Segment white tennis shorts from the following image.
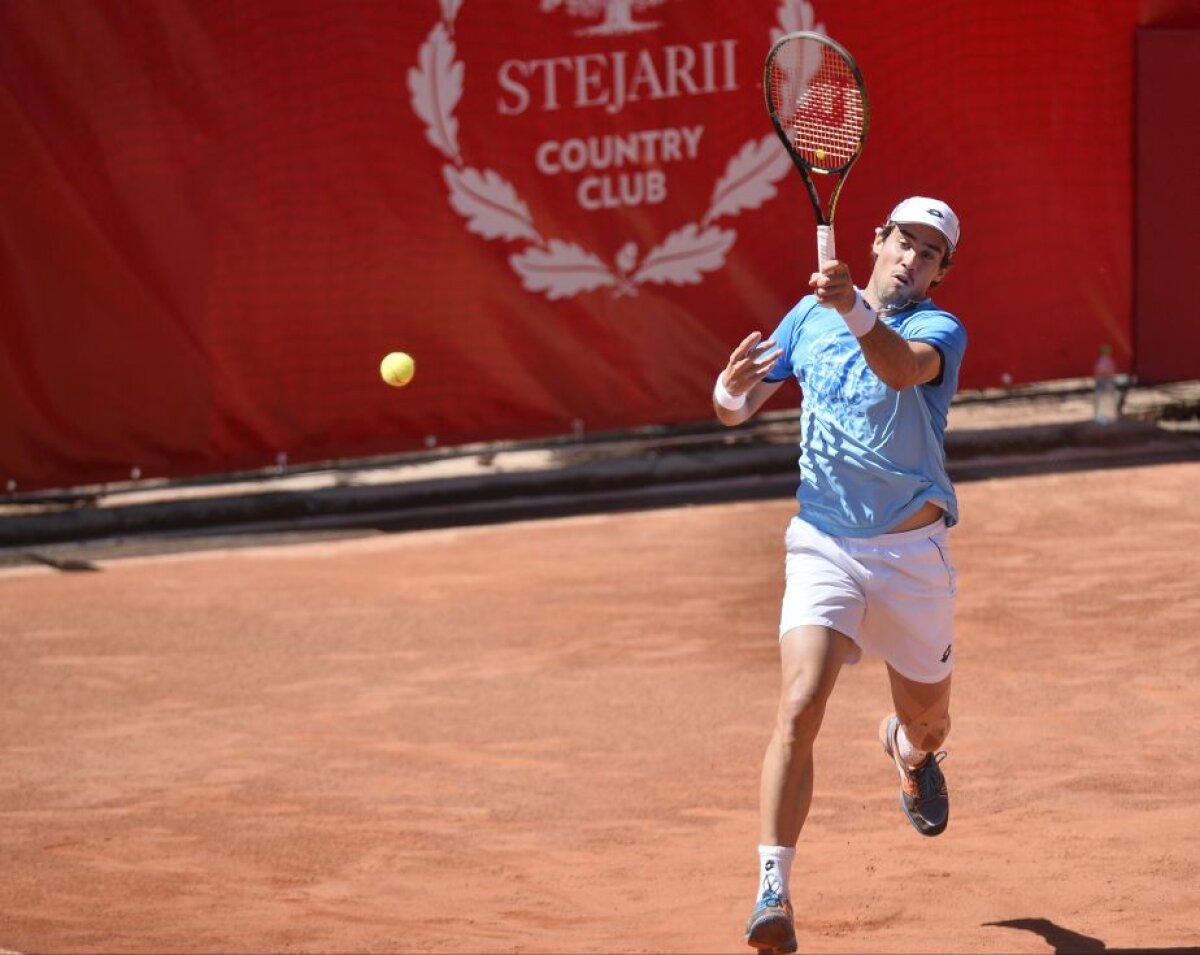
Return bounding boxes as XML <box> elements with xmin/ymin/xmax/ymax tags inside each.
<box><xmin>780</xmin><ymin>515</ymin><xmax>957</xmax><ymax>684</ymax></box>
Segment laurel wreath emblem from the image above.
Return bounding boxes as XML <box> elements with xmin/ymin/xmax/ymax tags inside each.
<box><xmin>409</xmin><ymin>0</ymin><xmax>823</xmax><ymax>300</ymax></box>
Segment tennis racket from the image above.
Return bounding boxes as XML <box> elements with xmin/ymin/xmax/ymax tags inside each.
<box><xmin>763</xmin><ymin>31</ymin><xmax>869</xmax><ymax>270</ymax></box>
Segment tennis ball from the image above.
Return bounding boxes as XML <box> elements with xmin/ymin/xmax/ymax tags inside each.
<box><xmin>814</xmin><ymin>148</ymin><xmax>827</xmax><ymax>160</ymax></box>
<box><xmin>380</xmin><ymin>351</ymin><xmax>415</xmax><ymax>387</ymax></box>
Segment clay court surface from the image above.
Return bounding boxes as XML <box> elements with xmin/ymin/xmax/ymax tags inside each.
<box><xmin>2</xmin><ymin>460</ymin><xmax>1198</xmax><ymax>954</ymax></box>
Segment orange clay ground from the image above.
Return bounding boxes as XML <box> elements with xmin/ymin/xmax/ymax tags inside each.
<box><xmin>1</xmin><ymin>460</ymin><xmax>1198</xmax><ymax>954</ymax></box>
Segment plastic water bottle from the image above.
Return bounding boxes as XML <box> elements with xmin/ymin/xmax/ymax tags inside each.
<box><xmin>1093</xmin><ymin>345</ymin><xmax>1118</xmax><ymax>424</ymax></box>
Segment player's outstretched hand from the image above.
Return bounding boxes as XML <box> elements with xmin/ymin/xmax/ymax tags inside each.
<box><xmin>721</xmin><ymin>332</ymin><xmax>782</xmax><ymax>396</ymax></box>
<box><xmin>810</xmin><ymin>260</ymin><xmax>858</xmax><ymax>315</ymax></box>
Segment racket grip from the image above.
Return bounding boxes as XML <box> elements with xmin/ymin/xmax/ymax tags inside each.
<box><xmin>817</xmin><ymin>224</ymin><xmax>836</xmax><ymax>269</ymax></box>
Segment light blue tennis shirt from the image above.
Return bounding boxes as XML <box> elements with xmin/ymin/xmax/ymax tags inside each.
<box><xmin>764</xmin><ymin>294</ymin><xmax>968</xmax><ymax>538</ymax></box>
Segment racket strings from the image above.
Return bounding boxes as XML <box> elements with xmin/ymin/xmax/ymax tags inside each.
<box><xmin>768</xmin><ymin>45</ymin><xmax>865</xmax><ymax>171</ymax></box>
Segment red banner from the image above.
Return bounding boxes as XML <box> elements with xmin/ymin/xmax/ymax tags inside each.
<box><xmin>0</xmin><ymin>1</ymin><xmax>1144</xmax><ymax>492</ymax></box>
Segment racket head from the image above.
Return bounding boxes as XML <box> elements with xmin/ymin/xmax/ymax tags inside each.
<box><xmin>764</xmin><ymin>31</ymin><xmax>869</xmax><ymax>176</ymax></box>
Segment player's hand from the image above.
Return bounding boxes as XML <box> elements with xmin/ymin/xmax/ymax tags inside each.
<box><xmin>810</xmin><ymin>260</ymin><xmax>857</xmax><ymax>315</ymax></box>
<box><xmin>721</xmin><ymin>332</ymin><xmax>782</xmax><ymax>396</ymax></box>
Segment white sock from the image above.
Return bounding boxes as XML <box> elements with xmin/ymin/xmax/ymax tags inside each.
<box><xmin>756</xmin><ymin>844</ymin><xmax>795</xmax><ymax>902</ymax></box>
<box><xmin>896</xmin><ymin>722</ymin><xmax>930</xmax><ymax>768</ymax></box>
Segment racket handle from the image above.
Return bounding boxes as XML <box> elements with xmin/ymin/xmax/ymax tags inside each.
<box><xmin>817</xmin><ymin>224</ymin><xmax>836</xmax><ymax>269</ymax></box>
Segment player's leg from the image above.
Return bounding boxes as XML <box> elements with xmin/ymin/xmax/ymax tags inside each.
<box><xmin>879</xmin><ymin>666</ymin><xmax>952</xmax><ymax>836</ymax></box>
<box><xmin>762</xmin><ymin>625</ymin><xmax>857</xmax><ymax>845</ymax></box>
<box><xmin>888</xmin><ymin>665</ymin><xmax>951</xmax><ymax>751</ymax></box>
<box><xmin>746</xmin><ymin>625</ymin><xmax>856</xmax><ymax>954</ymax></box>
<box><xmin>851</xmin><ymin>521</ymin><xmax>956</xmax><ymax>836</ymax></box>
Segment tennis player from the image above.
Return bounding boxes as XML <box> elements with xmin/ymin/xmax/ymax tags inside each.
<box><xmin>712</xmin><ymin>198</ymin><xmax>967</xmax><ymax>955</ymax></box>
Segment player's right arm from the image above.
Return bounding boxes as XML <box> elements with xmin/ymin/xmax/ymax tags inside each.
<box><xmin>713</xmin><ymin>331</ymin><xmax>785</xmax><ymax>427</ymax></box>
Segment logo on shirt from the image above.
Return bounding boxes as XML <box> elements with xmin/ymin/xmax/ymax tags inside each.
<box><xmin>803</xmin><ymin>330</ymin><xmax>885</xmax><ymax>423</ymax></box>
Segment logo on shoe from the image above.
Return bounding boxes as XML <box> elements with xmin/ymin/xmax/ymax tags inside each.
<box><xmin>940</xmin><ymin>644</ymin><xmax>952</xmax><ymax>663</ymax></box>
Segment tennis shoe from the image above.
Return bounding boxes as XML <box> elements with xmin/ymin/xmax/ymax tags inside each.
<box><xmin>879</xmin><ymin>714</ymin><xmax>949</xmax><ymax>837</ymax></box>
<box><xmin>744</xmin><ymin>892</ymin><xmax>797</xmax><ymax>955</ymax></box>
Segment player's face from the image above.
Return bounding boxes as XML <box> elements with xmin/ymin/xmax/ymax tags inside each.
<box><xmin>870</xmin><ymin>223</ymin><xmax>950</xmax><ymax>305</ymax></box>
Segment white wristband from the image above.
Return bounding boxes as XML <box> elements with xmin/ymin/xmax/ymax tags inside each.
<box><xmin>713</xmin><ymin>374</ymin><xmax>747</xmax><ymax>411</ymax></box>
<box><xmin>841</xmin><ymin>291</ymin><xmax>877</xmax><ymax>338</ymax></box>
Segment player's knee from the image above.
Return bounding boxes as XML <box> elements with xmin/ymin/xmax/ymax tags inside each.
<box><xmin>776</xmin><ymin>686</ymin><xmax>828</xmax><ymax>744</ymax></box>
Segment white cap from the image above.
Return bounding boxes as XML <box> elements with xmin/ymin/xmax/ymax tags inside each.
<box><xmin>888</xmin><ymin>197</ymin><xmax>960</xmax><ymax>253</ymax></box>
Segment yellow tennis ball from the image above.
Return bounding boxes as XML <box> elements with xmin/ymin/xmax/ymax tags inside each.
<box><xmin>814</xmin><ymin>148</ymin><xmax>827</xmax><ymax>160</ymax></box>
<box><xmin>380</xmin><ymin>351</ymin><xmax>415</xmax><ymax>387</ymax></box>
